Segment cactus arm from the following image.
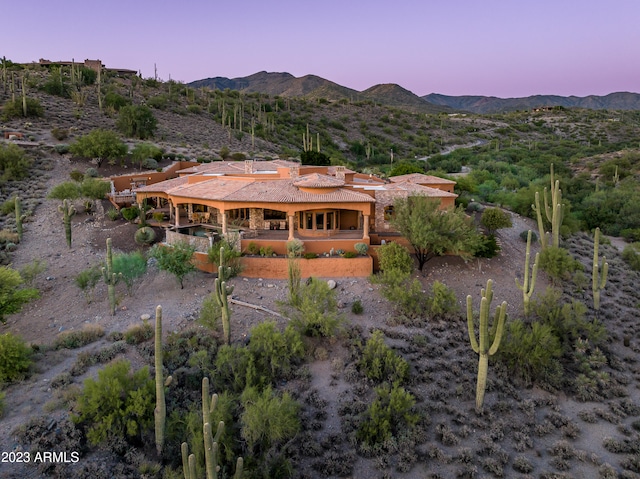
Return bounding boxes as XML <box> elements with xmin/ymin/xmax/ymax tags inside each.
<box><xmin>188</xmin><ymin>454</ymin><xmax>197</xmax><ymax>479</ymax></box>
<box><xmin>154</xmin><ymin>305</ymin><xmax>165</xmax><ymax>457</ymax></box>
<box><xmin>466</xmin><ymin>295</ymin><xmax>479</xmax><ymax>353</ymax></box>
<box><xmin>488</xmin><ymin>302</ymin><xmax>507</xmax><ymax>355</ymax></box>
<box><xmin>234</xmin><ymin>457</ymin><xmax>244</xmax><ymax>479</ymax></box>
<box><xmin>532</xmin><ymin>192</ymin><xmax>547</xmax><ymax>249</ymax></box>
<box><xmin>181</xmin><ymin>442</ymin><xmax>191</xmax><ymax>479</ymax></box>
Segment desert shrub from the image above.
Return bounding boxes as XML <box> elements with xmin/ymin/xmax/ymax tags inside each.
<box><xmin>84</xmin><ymin>167</ymin><xmax>99</xmax><ymax>178</ymax></box>
<box><xmin>248</xmin><ymin>321</ymin><xmax>305</xmax><ymax>382</ymax></box>
<box><xmin>69</xmin><ymin>169</ymin><xmax>84</xmax><ymax>182</ymax></box>
<box><xmin>359</xmin><ymin>330</ymin><xmax>409</xmax><ymax>385</ymax></box>
<box><xmin>149</xmin><ymin>242</ymin><xmax>196</xmax><ymax>289</ymax></box>
<box><xmin>0</xmin><ymin>391</ymin><xmax>5</xmax><ymax>417</ymax></box>
<box><xmin>377</xmin><ymin>241</ymin><xmax>413</xmax><ymax>275</ymax></box>
<box><xmin>303</xmin><ymin>252</ymin><xmax>317</xmax><ymax>259</ymax></box>
<box><xmin>539</xmin><ymin>246</ymin><xmax>581</xmax><ymax>284</ymax></box>
<box><xmin>198</xmin><ymin>292</ymin><xmax>222</xmax><ymax>332</ymax></box>
<box><xmin>480</xmin><ymin>207</ymin><xmax>512</xmax><ymax>233</ymax></box>
<box><xmin>0</xmin><ymin>266</ymin><xmax>39</xmax><ymax>323</ymax></box>
<box><xmin>343</xmin><ymin>251</ymin><xmax>358</xmax><ymax>258</ymax></box>
<box><xmin>116</xmin><ymin>105</ymin><xmax>157</xmax><ymax>139</ymax></box>
<box><xmin>0</xmin><ymin>198</ymin><xmax>15</xmax><ymax>215</ymax></box>
<box><xmin>80</xmin><ymin>177</ymin><xmax>110</xmax><ymax>199</ymax></box>
<box><xmin>207</xmin><ymin>239</ymin><xmax>243</xmax><ymax>278</ymax></box>
<box><xmin>140</xmin><ymin>157</ymin><xmax>158</xmax><ymax>170</ymax></box>
<box><xmin>0</xmin><ymin>143</ymin><xmax>32</xmax><ymax>182</ymax></box>
<box><xmin>473</xmin><ymin>233</ymin><xmax>500</xmax><ymax>258</ymax></box>
<box><xmin>374</xmin><ymin>268</ymin><xmax>425</xmax><ymax>320</ymax></box>
<box><xmin>520</xmin><ymin>230</ymin><xmax>538</xmax><ymax>242</ymax></box>
<box><xmin>260</xmin><ymin>245</ymin><xmax>274</xmax><ymax>257</ymax></box>
<box><xmin>241</xmin><ymin>385</ymin><xmax>300</xmax><ymax>453</ymax></box>
<box><xmin>69</xmin><ymin>129</ymin><xmax>127</xmax><ymax>167</ymax></box>
<box><xmin>357</xmin><ymin>383</ymin><xmax>418</xmax><ymax>446</ymax></box>
<box><xmin>425</xmin><ymin>280</ymin><xmax>459</xmax><ymax>319</ymax></box>
<box><xmin>47</xmin><ymin>180</ymin><xmax>81</xmax><ymax>200</ymax></box>
<box><xmin>54</xmin><ymin>144</ymin><xmax>69</xmax><ymax>154</ymax></box>
<box><xmin>289</xmin><ymin>277</ymin><xmax>342</xmax><ymax>338</ymax></box>
<box><xmin>51</xmin><ymin>127</ymin><xmax>69</xmax><ymax>141</ymax></box>
<box><xmin>622</xmin><ymin>243</ymin><xmax>640</xmax><ymax>271</ymax></box>
<box><xmin>354</xmin><ymin>242</ymin><xmax>369</xmax><ymax>255</ymax></box>
<box><xmin>499</xmin><ymin>320</ymin><xmax>563</xmax><ymax>387</ymax></box>
<box><xmin>19</xmin><ymin>258</ymin><xmax>46</xmax><ymax>286</ymax></box>
<box><xmin>112</xmin><ymin>251</ymin><xmax>147</xmax><ymax>293</ymax></box>
<box><xmin>351</xmin><ymin>299</ymin><xmax>364</xmax><ymax>314</ymax></box>
<box><xmin>0</xmin><ymin>332</ymin><xmax>32</xmax><ymax>383</ymax></box>
<box><xmin>120</xmin><ymin>206</ymin><xmax>139</xmax><ymax>222</ymax></box>
<box><xmin>54</xmin><ymin>325</ymin><xmax>105</xmax><ymax>349</ymax></box>
<box><xmin>215</xmin><ymin>345</ymin><xmax>253</xmax><ymax>393</ymax></box>
<box><xmin>123</xmin><ymin>323</ymin><xmax>153</xmax><ymax>345</ymax></box>
<box><xmin>71</xmin><ymin>359</ymin><xmax>154</xmax><ymax>445</ymax></box>
<box><xmin>246</xmin><ymin>242</ymin><xmax>259</xmax><ymax>255</ymax></box>
<box><xmin>106</xmin><ymin>207</ymin><xmax>120</xmax><ymax>221</ymax></box>
<box><xmin>103</xmin><ymin>91</ymin><xmax>131</xmax><ymax>111</ymax></box>
<box><xmin>134</xmin><ymin>226</ymin><xmax>156</xmax><ymax>245</ymax></box>
<box><xmin>621</xmin><ymin>229</ymin><xmax>640</xmax><ymax>243</ymax></box>
<box><xmin>74</xmin><ymin>265</ymin><xmax>102</xmax><ymax>303</ymax></box>
<box><xmin>286</xmin><ymin>238</ymin><xmax>304</xmax><ymax>257</ymax></box>
<box><xmin>3</xmin><ymin>98</ymin><xmax>43</xmax><ymax>119</ymax></box>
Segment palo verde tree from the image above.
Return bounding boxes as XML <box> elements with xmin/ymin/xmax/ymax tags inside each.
<box><xmin>149</xmin><ymin>241</ymin><xmax>196</xmax><ymax>289</ymax></box>
<box><xmin>391</xmin><ymin>195</ymin><xmax>480</xmax><ymax>271</ymax></box>
<box><xmin>69</xmin><ymin>129</ymin><xmax>127</xmax><ymax>168</ymax></box>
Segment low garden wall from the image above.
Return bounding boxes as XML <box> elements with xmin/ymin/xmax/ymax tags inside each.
<box><xmin>239</xmin><ymin>255</ymin><xmax>372</xmax><ymax>279</ymax></box>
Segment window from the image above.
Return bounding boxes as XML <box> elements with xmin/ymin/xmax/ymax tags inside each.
<box><xmin>327</xmin><ymin>212</ymin><xmax>334</xmax><ymax>230</ymax></box>
<box><xmin>316</xmin><ymin>212</ymin><xmax>324</xmax><ymax>230</ymax></box>
<box><xmin>384</xmin><ymin>205</ymin><xmax>394</xmax><ymax>221</ymax></box>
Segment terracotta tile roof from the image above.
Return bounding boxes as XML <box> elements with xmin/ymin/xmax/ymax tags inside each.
<box><xmin>177</xmin><ymin>159</ymin><xmax>299</xmax><ymax>175</ymax></box>
<box><xmin>139</xmin><ymin>177</ymin><xmax>375</xmax><ymax>204</ymax></box>
<box><xmin>293</xmin><ymin>173</ymin><xmax>345</xmax><ymax>188</ymax></box>
<box><xmin>382</xmin><ymin>182</ymin><xmax>458</xmax><ymax>197</ymax></box>
<box><xmin>389</xmin><ymin>173</ymin><xmax>456</xmax><ymax>184</ymax></box>
<box><xmin>135</xmin><ymin>176</ymin><xmax>190</xmax><ymax>194</ymax></box>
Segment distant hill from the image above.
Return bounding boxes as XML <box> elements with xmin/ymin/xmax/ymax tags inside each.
<box><xmin>422</xmin><ymin>92</ymin><xmax>640</xmax><ymax>113</ymax></box>
<box><xmin>189</xmin><ymin>72</ymin><xmax>450</xmax><ymax>114</ymax></box>
<box><xmin>189</xmin><ymin>72</ymin><xmax>640</xmax><ymax>113</ymax></box>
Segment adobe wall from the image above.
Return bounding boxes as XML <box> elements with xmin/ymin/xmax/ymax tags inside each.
<box><xmin>240</xmin><ymin>238</ymin><xmax>370</xmax><ymax>256</ymax></box>
<box><xmin>110</xmin><ymin>161</ymin><xmax>197</xmax><ymax>192</ymax></box>
<box><xmin>239</xmin><ymin>256</ymin><xmax>372</xmax><ymax>279</ymax></box>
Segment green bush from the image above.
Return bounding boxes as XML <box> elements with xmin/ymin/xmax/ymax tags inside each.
<box><xmin>289</xmin><ymin>278</ymin><xmax>342</xmax><ymax>338</ymax></box>
<box><xmin>80</xmin><ymin>178</ymin><xmax>110</xmax><ymax>199</ymax></box>
<box><xmin>343</xmin><ymin>251</ymin><xmax>358</xmax><ymax>258</ymax></box>
<box><xmin>123</xmin><ymin>323</ymin><xmax>153</xmax><ymax>344</ymax></box>
<box><xmin>0</xmin><ymin>143</ymin><xmax>32</xmax><ymax>182</ymax></box>
<box><xmin>106</xmin><ymin>208</ymin><xmax>120</xmax><ymax>221</ymax></box>
<box><xmin>19</xmin><ymin>258</ymin><xmax>46</xmax><ymax>286</ymax></box>
<box><xmin>141</xmin><ymin>157</ymin><xmax>158</xmax><ymax>170</ymax></box>
<box><xmin>377</xmin><ymin>242</ymin><xmax>413</xmax><ymax>275</ymax></box>
<box><xmin>241</xmin><ymin>385</ymin><xmax>300</xmax><ymax>453</ymax></box>
<box><xmin>351</xmin><ymin>299</ymin><xmax>364</xmax><ymax>314</ymax></box>
<box><xmin>622</xmin><ymin>243</ymin><xmax>640</xmax><ymax>271</ymax></box>
<box><xmin>69</xmin><ymin>169</ymin><xmax>84</xmax><ymax>182</ymax></box>
<box><xmin>3</xmin><ymin>98</ymin><xmax>43</xmax><ymax>119</ymax></box>
<box><xmin>248</xmin><ymin>321</ymin><xmax>305</xmax><ymax>382</ymax></box>
<box><xmin>116</xmin><ymin>105</ymin><xmax>157</xmax><ymax>139</ymax></box>
<box><xmin>303</xmin><ymin>252</ymin><xmax>317</xmax><ymax>259</ymax></box>
<box><xmin>0</xmin><ymin>332</ymin><xmax>32</xmax><ymax>383</ymax></box>
<box><xmin>286</xmin><ymin>239</ymin><xmax>305</xmax><ymax>257</ymax></box>
<box><xmin>75</xmin><ymin>265</ymin><xmax>102</xmax><ymax>303</ymax></box>
<box><xmin>54</xmin><ymin>324</ymin><xmax>105</xmax><ymax>349</ymax></box>
<box><xmin>69</xmin><ymin>129</ymin><xmax>127</xmax><ymax>168</ymax></box>
<box><xmin>112</xmin><ymin>251</ymin><xmax>147</xmax><ymax>293</ymax></box>
<box><xmin>72</xmin><ymin>359</ymin><xmax>154</xmax><ymax>445</ymax></box>
<box><xmin>426</xmin><ymin>280</ymin><xmax>459</xmax><ymax>319</ymax></box>
<box><xmin>0</xmin><ymin>391</ymin><xmax>5</xmax><ymax>418</ymax></box>
<box><xmin>149</xmin><ymin>242</ymin><xmax>196</xmax><ymax>288</ymax></box>
<box><xmin>103</xmin><ymin>92</ymin><xmax>131</xmax><ymax>111</ymax></box>
<box><xmin>246</xmin><ymin>242</ymin><xmax>259</xmax><ymax>255</ymax></box>
<box><xmin>84</xmin><ymin>167</ymin><xmax>99</xmax><ymax>178</ymax></box>
<box><xmin>51</xmin><ymin>128</ymin><xmax>69</xmax><ymax>141</ymax></box>
<box><xmin>0</xmin><ymin>266</ymin><xmax>39</xmax><ymax>323</ymax></box>
<box><xmin>357</xmin><ymin>384</ymin><xmax>418</xmax><ymax>446</ymax></box>
<box><xmin>198</xmin><ymin>292</ymin><xmax>221</xmax><ymax>331</ymax></box>
<box><xmin>354</xmin><ymin>242</ymin><xmax>369</xmax><ymax>255</ymax></box>
<box><xmin>539</xmin><ymin>246</ymin><xmax>580</xmax><ymax>284</ymax></box>
<box><xmin>359</xmin><ymin>330</ymin><xmax>409</xmax><ymax>385</ymax></box>
<box><xmin>207</xmin><ymin>239</ymin><xmax>243</xmax><ymax>278</ymax></box>
<box><xmin>120</xmin><ymin>206</ymin><xmax>139</xmax><ymax>222</ymax></box>
<box><xmin>215</xmin><ymin>345</ymin><xmax>253</xmax><ymax>393</ymax></box>
<box><xmin>499</xmin><ymin>320</ymin><xmax>563</xmax><ymax>387</ymax></box>
<box><xmin>473</xmin><ymin>234</ymin><xmax>500</xmax><ymax>258</ymax></box>
<box><xmin>374</xmin><ymin>268</ymin><xmax>425</xmax><ymax>320</ymax></box>
<box><xmin>47</xmin><ymin>181</ymin><xmax>81</xmax><ymax>200</ymax></box>
<box><xmin>480</xmin><ymin>207</ymin><xmax>512</xmax><ymax>233</ymax></box>
<box><xmin>260</xmin><ymin>246</ymin><xmax>275</xmax><ymax>257</ymax></box>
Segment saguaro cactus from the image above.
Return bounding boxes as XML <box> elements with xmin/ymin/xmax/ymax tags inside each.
<box><xmin>154</xmin><ymin>305</ymin><xmax>166</xmax><ymax>457</ymax></box>
<box><xmin>179</xmin><ymin>377</ymin><xmax>243</xmax><ymax>479</ymax></box>
<box><xmin>58</xmin><ymin>199</ymin><xmax>76</xmax><ymax>248</ymax></box>
<box><xmin>592</xmin><ymin>227</ymin><xmax>608</xmax><ymax>310</ymax></box>
<box><xmin>515</xmin><ymin>230</ymin><xmax>539</xmax><ymax>315</ymax></box>
<box><xmin>531</xmin><ymin>164</ymin><xmax>564</xmax><ymax>249</ymax></box>
<box><xmin>15</xmin><ymin>196</ymin><xmax>27</xmax><ymax>241</ymax></box>
<box><xmin>102</xmin><ymin>238</ymin><xmax>121</xmax><ymax>315</ymax></box>
<box><xmin>467</xmin><ymin>279</ymin><xmax>507</xmax><ymax>413</ymax></box>
<box><xmin>214</xmin><ymin>247</ymin><xmax>234</xmax><ymax>344</ymax></box>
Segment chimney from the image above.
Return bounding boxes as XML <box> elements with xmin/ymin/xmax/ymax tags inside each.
<box><xmin>244</xmin><ymin>159</ymin><xmax>254</xmax><ymax>174</ymax></box>
<box><xmin>335</xmin><ymin>165</ymin><xmax>346</xmax><ymax>180</ymax></box>
<box><xmin>290</xmin><ymin>165</ymin><xmax>299</xmax><ymax>178</ymax></box>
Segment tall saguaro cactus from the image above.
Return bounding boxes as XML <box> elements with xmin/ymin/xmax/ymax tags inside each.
<box><xmin>58</xmin><ymin>199</ymin><xmax>76</xmax><ymax>248</ymax></box>
<box><xmin>214</xmin><ymin>247</ymin><xmax>234</xmax><ymax>344</ymax></box>
<box><xmin>180</xmin><ymin>377</ymin><xmax>243</xmax><ymax>479</ymax></box>
<box><xmin>515</xmin><ymin>230</ymin><xmax>539</xmax><ymax>315</ymax></box>
<box><xmin>592</xmin><ymin>227</ymin><xmax>608</xmax><ymax>310</ymax></box>
<box><xmin>467</xmin><ymin>279</ymin><xmax>507</xmax><ymax>413</ymax></box>
<box><xmin>531</xmin><ymin>164</ymin><xmax>564</xmax><ymax>249</ymax></box>
<box><xmin>102</xmin><ymin>238</ymin><xmax>121</xmax><ymax>315</ymax></box>
<box><xmin>15</xmin><ymin>196</ymin><xmax>27</xmax><ymax>241</ymax></box>
<box><xmin>154</xmin><ymin>305</ymin><xmax>166</xmax><ymax>457</ymax></box>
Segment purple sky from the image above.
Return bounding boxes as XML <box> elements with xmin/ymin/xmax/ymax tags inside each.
<box><xmin>3</xmin><ymin>0</ymin><xmax>638</xmax><ymax>98</ymax></box>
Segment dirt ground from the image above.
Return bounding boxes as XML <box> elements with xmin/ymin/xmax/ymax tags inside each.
<box><xmin>3</xmin><ymin>153</ymin><xmax>638</xmax><ymax>479</ymax></box>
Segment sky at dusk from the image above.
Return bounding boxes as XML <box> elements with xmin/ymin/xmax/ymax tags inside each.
<box><xmin>3</xmin><ymin>0</ymin><xmax>638</xmax><ymax>98</ymax></box>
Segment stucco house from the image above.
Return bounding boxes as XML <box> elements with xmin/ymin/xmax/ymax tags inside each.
<box><xmin>116</xmin><ymin>159</ymin><xmax>457</xmax><ymax>277</ymax></box>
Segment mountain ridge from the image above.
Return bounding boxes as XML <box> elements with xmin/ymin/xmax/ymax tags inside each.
<box><xmin>188</xmin><ymin>72</ymin><xmax>640</xmax><ymax>113</ymax></box>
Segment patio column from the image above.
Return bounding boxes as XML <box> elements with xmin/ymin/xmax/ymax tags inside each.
<box><xmin>221</xmin><ymin>210</ymin><xmax>227</xmax><ymax>235</ymax></box>
<box><xmin>174</xmin><ymin>204</ymin><xmax>180</xmax><ymax>227</ymax></box>
<box><xmin>363</xmin><ymin>214</ymin><xmax>370</xmax><ymax>240</ymax></box>
<box><xmin>288</xmin><ymin>214</ymin><xmax>295</xmax><ymax>241</ymax></box>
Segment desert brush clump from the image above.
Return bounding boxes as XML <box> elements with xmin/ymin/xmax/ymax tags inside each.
<box><xmin>359</xmin><ymin>329</ymin><xmax>409</xmax><ymax>385</ymax></box>
<box><xmin>0</xmin><ymin>332</ymin><xmax>33</xmax><ymax>383</ymax></box>
<box><xmin>53</xmin><ymin>324</ymin><xmax>105</xmax><ymax>349</ymax></box>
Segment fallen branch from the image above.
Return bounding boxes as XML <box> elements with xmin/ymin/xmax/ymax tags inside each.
<box><xmin>229</xmin><ymin>298</ymin><xmax>287</xmax><ymax>319</ymax></box>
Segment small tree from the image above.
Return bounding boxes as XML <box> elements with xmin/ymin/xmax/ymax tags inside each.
<box><xmin>480</xmin><ymin>208</ymin><xmax>513</xmax><ymax>234</ymax></box>
<box><xmin>116</xmin><ymin>105</ymin><xmax>157</xmax><ymax>139</ymax></box>
<box><xmin>391</xmin><ymin>195</ymin><xmax>480</xmax><ymax>271</ymax></box>
<box><xmin>130</xmin><ymin>143</ymin><xmax>163</xmax><ymax>170</ymax></box>
<box><xmin>0</xmin><ymin>266</ymin><xmax>39</xmax><ymax>323</ymax></box>
<box><xmin>150</xmin><ymin>241</ymin><xmax>196</xmax><ymax>289</ymax></box>
<box><xmin>112</xmin><ymin>251</ymin><xmax>147</xmax><ymax>294</ymax></box>
<box><xmin>69</xmin><ymin>129</ymin><xmax>127</xmax><ymax>168</ymax></box>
